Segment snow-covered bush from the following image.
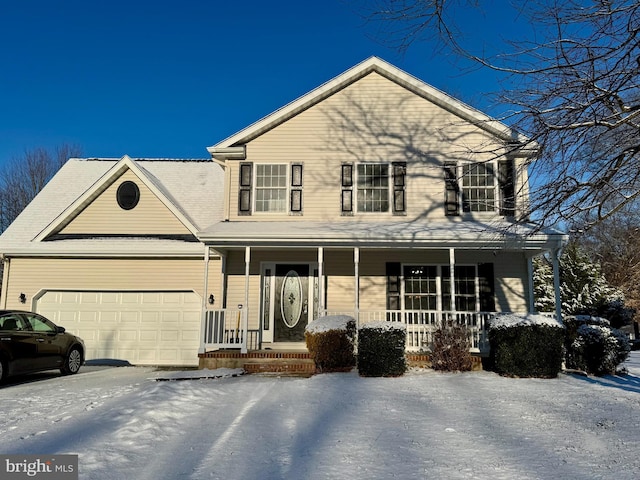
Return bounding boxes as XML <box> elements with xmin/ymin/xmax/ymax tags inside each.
<box><xmin>430</xmin><ymin>321</ymin><xmax>473</xmax><ymax>372</ymax></box>
<box><xmin>564</xmin><ymin>315</ymin><xmax>631</xmax><ymax>375</ymax></box>
<box><xmin>488</xmin><ymin>314</ymin><xmax>565</xmax><ymax>378</ymax></box>
<box><xmin>357</xmin><ymin>322</ymin><xmax>407</xmax><ymax>377</ymax></box>
<box><xmin>305</xmin><ymin>315</ymin><xmax>356</xmax><ymax>373</ymax></box>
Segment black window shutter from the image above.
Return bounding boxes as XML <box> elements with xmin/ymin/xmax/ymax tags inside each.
<box><xmin>444</xmin><ymin>162</ymin><xmax>459</xmax><ymax>216</ymax></box>
<box><xmin>238</xmin><ymin>162</ymin><xmax>253</xmax><ymax>215</ymax></box>
<box><xmin>498</xmin><ymin>159</ymin><xmax>515</xmax><ymax>217</ymax></box>
<box><xmin>478</xmin><ymin>263</ymin><xmax>496</xmax><ymax>312</ymax></box>
<box><xmin>290</xmin><ymin>163</ymin><xmax>303</xmax><ymax>214</ymax></box>
<box><xmin>386</xmin><ymin>262</ymin><xmax>401</xmax><ymax>311</ymax></box>
<box><xmin>341</xmin><ymin>163</ymin><xmax>353</xmax><ymax>215</ymax></box>
<box><xmin>392</xmin><ymin>162</ymin><xmax>407</xmax><ymax>215</ymax></box>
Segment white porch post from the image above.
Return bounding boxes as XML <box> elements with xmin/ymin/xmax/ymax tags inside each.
<box><xmin>552</xmin><ymin>247</ymin><xmax>563</xmax><ymax>324</ymax></box>
<box><xmin>242</xmin><ymin>246</ymin><xmax>251</xmax><ymax>354</ymax></box>
<box><xmin>354</xmin><ymin>247</ymin><xmax>360</xmax><ymax>325</ymax></box>
<box><xmin>199</xmin><ymin>245</ymin><xmax>210</xmax><ymax>354</ymax></box>
<box><xmin>449</xmin><ymin>248</ymin><xmax>456</xmax><ymax>319</ymax></box>
<box><xmin>318</xmin><ymin>247</ymin><xmax>324</xmax><ymax>314</ymax></box>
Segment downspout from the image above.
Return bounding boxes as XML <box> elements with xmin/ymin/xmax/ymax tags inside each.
<box><xmin>354</xmin><ymin>247</ymin><xmax>360</xmax><ymax>325</ymax></box>
<box><xmin>526</xmin><ymin>256</ymin><xmax>535</xmax><ymax>313</ymax></box>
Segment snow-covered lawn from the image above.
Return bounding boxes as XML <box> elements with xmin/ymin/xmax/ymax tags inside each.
<box><xmin>2</xmin><ymin>354</ymin><xmax>640</xmax><ymax>480</ymax></box>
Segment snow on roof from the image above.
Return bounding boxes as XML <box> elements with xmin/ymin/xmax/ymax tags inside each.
<box><xmin>490</xmin><ymin>313</ymin><xmax>564</xmax><ymax>330</ymax></box>
<box><xmin>0</xmin><ymin>158</ymin><xmax>224</xmax><ymax>255</ymax></box>
<box><xmin>199</xmin><ymin>220</ymin><xmax>566</xmax><ymax>250</ymax></box>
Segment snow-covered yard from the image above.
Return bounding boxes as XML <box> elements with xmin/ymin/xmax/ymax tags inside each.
<box><xmin>1</xmin><ymin>354</ymin><xmax>640</xmax><ymax>480</ymax></box>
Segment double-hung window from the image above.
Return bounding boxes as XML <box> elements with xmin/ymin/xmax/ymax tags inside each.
<box><xmin>341</xmin><ymin>162</ymin><xmax>406</xmax><ymax>215</ymax></box>
<box><xmin>255</xmin><ymin>164</ymin><xmax>288</xmax><ymax>213</ymax></box>
<box><xmin>239</xmin><ymin>163</ymin><xmax>304</xmax><ymax>215</ymax></box>
<box><xmin>357</xmin><ymin>163</ymin><xmax>389</xmax><ymax>212</ymax></box>
<box><xmin>462</xmin><ymin>163</ymin><xmax>495</xmax><ymax>212</ymax></box>
<box><xmin>445</xmin><ymin>160</ymin><xmax>515</xmax><ymax>216</ymax></box>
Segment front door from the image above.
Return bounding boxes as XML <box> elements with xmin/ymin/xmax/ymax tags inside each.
<box><xmin>274</xmin><ymin>264</ymin><xmax>309</xmax><ymax>342</ymax></box>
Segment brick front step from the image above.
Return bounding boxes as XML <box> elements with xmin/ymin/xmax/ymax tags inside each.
<box><xmin>198</xmin><ymin>350</ymin><xmax>484</xmax><ymax>373</ymax></box>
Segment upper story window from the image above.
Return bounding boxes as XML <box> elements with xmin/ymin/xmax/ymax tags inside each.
<box><xmin>238</xmin><ymin>162</ymin><xmax>303</xmax><ymax>216</ymax></box>
<box><xmin>462</xmin><ymin>163</ymin><xmax>495</xmax><ymax>212</ymax></box>
<box><xmin>444</xmin><ymin>159</ymin><xmax>515</xmax><ymax>217</ymax></box>
<box><xmin>255</xmin><ymin>164</ymin><xmax>287</xmax><ymax>213</ymax></box>
<box><xmin>342</xmin><ymin>162</ymin><xmax>406</xmax><ymax>215</ymax></box>
<box><xmin>357</xmin><ymin>163</ymin><xmax>389</xmax><ymax>212</ymax></box>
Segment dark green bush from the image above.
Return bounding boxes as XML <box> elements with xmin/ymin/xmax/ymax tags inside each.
<box><xmin>565</xmin><ymin>315</ymin><xmax>631</xmax><ymax>375</ymax></box>
<box><xmin>431</xmin><ymin>321</ymin><xmax>473</xmax><ymax>372</ymax></box>
<box><xmin>489</xmin><ymin>314</ymin><xmax>565</xmax><ymax>378</ymax></box>
<box><xmin>305</xmin><ymin>316</ymin><xmax>356</xmax><ymax>373</ymax></box>
<box><xmin>357</xmin><ymin>322</ymin><xmax>407</xmax><ymax>377</ymax></box>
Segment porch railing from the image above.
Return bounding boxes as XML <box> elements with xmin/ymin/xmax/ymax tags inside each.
<box><xmin>324</xmin><ymin>310</ymin><xmax>495</xmax><ymax>353</ymax></box>
<box><xmin>200</xmin><ymin>308</ymin><xmax>259</xmax><ymax>354</ymax></box>
<box><xmin>199</xmin><ymin>308</ymin><xmax>497</xmax><ymax>354</ymax></box>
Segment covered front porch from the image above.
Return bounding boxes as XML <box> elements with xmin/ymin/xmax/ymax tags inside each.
<box><xmin>196</xmin><ymin>221</ymin><xmax>566</xmax><ymax>370</ymax></box>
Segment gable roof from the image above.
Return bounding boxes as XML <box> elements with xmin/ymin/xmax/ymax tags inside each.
<box><xmin>0</xmin><ymin>157</ymin><xmax>224</xmax><ymax>256</ymax></box>
<box><xmin>208</xmin><ymin>56</ymin><xmax>533</xmax><ymax>155</ymax></box>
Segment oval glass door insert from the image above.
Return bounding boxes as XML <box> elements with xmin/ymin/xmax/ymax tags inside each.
<box><xmin>281</xmin><ymin>270</ymin><xmax>303</xmax><ymax>328</ymax></box>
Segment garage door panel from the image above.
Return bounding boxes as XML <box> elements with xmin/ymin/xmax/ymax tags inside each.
<box><xmin>35</xmin><ymin>290</ymin><xmax>201</xmax><ymax>366</ymax></box>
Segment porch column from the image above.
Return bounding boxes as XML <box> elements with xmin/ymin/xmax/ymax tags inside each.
<box><xmin>199</xmin><ymin>246</ymin><xmax>211</xmax><ymax>354</ymax></box>
<box><xmin>244</xmin><ymin>247</ymin><xmax>251</xmax><ymax>311</ymax></box>
<box><xmin>317</xmin><ymin>247</ymin><xmax>324</xmax><ymax>314</ymax></box>
<box><xmin>354</xmin><ymin>247</ymin><xmax>360</xmax><ymax>324</ymax></box>
<box><xmin>241</xmin><ymin>246</ymin><xmax>251</xmax><ymax>354</ymax></box>
<box><xmin>449</xmin><ymin>248</ymin><xmax>456</xmax><ymax>316</ymax></box>
<box><xmin>552</xmin><ymin>247</ymin><xmax>563</xmax><ymax>324</ymax></box>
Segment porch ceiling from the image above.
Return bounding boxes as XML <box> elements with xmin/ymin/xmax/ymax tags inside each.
<box><xmin>198</xmin><ymin>220</ymin><xmax>566</xmax><ymax>254</ymax></box>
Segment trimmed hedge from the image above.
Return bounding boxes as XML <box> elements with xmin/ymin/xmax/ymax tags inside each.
<box><xmin>305</xmin><ymin>315</ymin><xmax>356</xmax><ymax>373</ymax></box>
<box><xmin>357</xmin><ymin>322</ymin><xmax>407</xmax><ymax>377</ymax></box>
<box><xmin>489</xmin><ymin>314</ymin><xmax>565</xmax><ymax>378</ymax></box>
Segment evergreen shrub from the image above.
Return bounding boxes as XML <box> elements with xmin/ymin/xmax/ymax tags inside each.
<box><xmin>565</xmin><ymin>315</ymin><xmax>631</xmax><ymax>375</ymax></box>
<box><xmin>305</xmin><ymin>315</ymin><xmax>356</xmax><ymax>373</ymax></box>
<box><xmin>430</xmin><ymin>321</ymin><xmax>473</xmax><ymax>372</ymax></box>
<box><xmin>357</xmin><ymin>322</ymin><xmax>407</xmax><ymax>377</ymax></box>
<box><xmin>489</xmin><ymin>314</ymin><xmax>565</xmax><ymax>378</ymax></box>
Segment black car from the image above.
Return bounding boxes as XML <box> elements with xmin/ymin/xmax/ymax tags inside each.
<box><xmin>0</xmin><ymin>310</ymin><xmax>85</xmax><ymax>382</ymax></box>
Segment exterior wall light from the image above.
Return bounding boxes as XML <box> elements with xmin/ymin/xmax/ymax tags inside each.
<box><xmin>19</xmin><ymin>293</ymin><xmax>26</xmax><ymax>304</ymax></box>
<box><xmin>208</xmin><ymin>294</ymin><xmax>215</xmax><ymax>305</ymax></box>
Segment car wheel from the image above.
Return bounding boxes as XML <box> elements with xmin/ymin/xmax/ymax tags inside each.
<box><xmin>61</xmin><ymin>347</ymin><xmax>82</xmax><ymax>375</ymax></box>
<box><xmin>0</xmin><ymin>359</ymin><xmax>6</xmax><ymax>383</ymax></box>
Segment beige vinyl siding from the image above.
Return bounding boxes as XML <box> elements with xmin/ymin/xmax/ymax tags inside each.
<box><xmin>59</xmin><ymin>169</ymin><xmax>192</xmax><ymax>236</ymax></box>
<box><xmin>3</xmin><ymin>257</ymin><xmax>221</xmax><ymax>311</ymax></box>
<box><xmin>230</xmin><ymin>72</ymin><xmax>514</xmax><ymax>222</ymax></box>
<box><xmin>219</xmin><ymin>247</ymin><xmax>528</xmax><ymax>330</ymax></box>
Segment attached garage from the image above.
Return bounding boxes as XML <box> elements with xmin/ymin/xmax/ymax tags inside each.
<box><xmin>35</xmin><ymin>290</ymin><xmax>202</xmax><ymax>366</ymax></box>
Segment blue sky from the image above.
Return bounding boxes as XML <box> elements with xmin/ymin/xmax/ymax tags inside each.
<box><xmin>0</xmin><ymin>0</ymin><xmax>527</xmax><ymax>163</ymax></box>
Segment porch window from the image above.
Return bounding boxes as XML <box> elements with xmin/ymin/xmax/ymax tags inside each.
<box><xmin>255</xmin><ymin>164</ymin><xmax>288</xmax><ymax>213</ymax></box>
<box><xmin>401</xmin><ymin>265</ymin><xmax>479</xmax><ymax>312</ymax></box>
<box><xmin>403</xmin><ymin>265</ymin><xmax>438</xmax><ymax>310</ymax></box>
<box><xmin>442</xmin><ymin>265</ymin><xmax>477</xmax><ymax>311</ymax></box>
<box><xmin>357</xmin><ymin>163</ymin><xmax>389</xmax><ymax>212</ymax></box>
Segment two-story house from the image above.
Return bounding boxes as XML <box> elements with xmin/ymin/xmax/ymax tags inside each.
<box><xmin>0</xmin><ymin>57</ymin><xmax>566</xmax><ymax>368</ymax></box>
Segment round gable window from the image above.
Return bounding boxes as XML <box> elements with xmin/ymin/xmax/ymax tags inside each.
<box><xmin>117</xmin><ymin>181</ymin><xmax>140</xmax><ymax>210</ymax></box>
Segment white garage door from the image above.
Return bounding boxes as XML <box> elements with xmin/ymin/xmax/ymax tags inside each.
<box><xmin>35</xmin><ymin>291</ymin><xmax>202</xmax><ymax>366</ymax></box>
